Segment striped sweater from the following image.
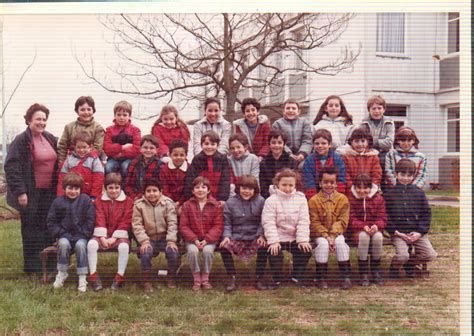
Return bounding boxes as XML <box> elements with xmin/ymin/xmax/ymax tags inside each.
<box><xmin>385</xmin><ymin>145</ymin><xmax>428</xmax><ymax>188</ymax></box>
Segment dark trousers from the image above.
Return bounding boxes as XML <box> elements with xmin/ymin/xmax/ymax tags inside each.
<box><xmin>220</xmin><ymin>247</ymin><xmax>268</xmax><ymax>278</ymax></box>
<box><xmin>268</xmin><ymin>242</ymin><xmax>312</xmax><ymax>283</ymax></box>
<box><xmin>19</xmin><ymin>189</ymin><xmax>55</xmax><ymax>274</ymax></box>
<box><xmin>140</xmin><ymin>238</ymin><xmax>181</xmax><ymax>275</ymax></box>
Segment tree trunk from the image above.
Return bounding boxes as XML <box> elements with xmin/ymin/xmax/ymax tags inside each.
<box><xmin>224</xmin><ymin>92</ymin><xmax>237</xmax><ymax>122</ymax></box>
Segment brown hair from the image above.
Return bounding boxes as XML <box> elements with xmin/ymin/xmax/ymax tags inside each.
<box><xmin>74</xmin><ymin>96</ymin><xmax>96</xmax><ymax>113</ymax></box>
<box><xmin>367</xmin><ymin>95</ymin><xmax>386</xmax><ymax>111</ymax></box>
<box><xmin>395</xmin><ymin>158</ymin><xmax>416</xmax><ymax>176</ymax></box>
<box><xmin>151</xmin><ymin>105</ymin><xmax>190</xmax><ymax>139</ymax></box>
<box><xmin>235</xmin><ymin>174</ymin><xmax>260</xmax><ymax>197</ymax></box>
<box><xmin>104</xmin><ymin>172</ymin><xmax>122</xmax><ymax>187</ymax></box>
<box><xmin>318</xmin><ymin>165</ymin><xmax>339</xmax><ymax>182</ymax></box>
<box><xmin>313</xmin><ymin>95</ymin><xmax>353</xmax><ymax>126</ymax></box>
<box><xmin>140</xmin><ymin>134</ymin><xmax>159</xmax><ymax>147</ymax></box>
<box><xmin>143</xmin><ymin>177</ymin><xmax>162</xmax><ymax>192</ymax></box>
<box><xmin>268</xmin><ymin>129</ymin><xmax>287</xmax><ymax>144</ymax></box>
<box><xmin>347</xmin><ymin>127</ymin><xmax>374</xmax><ymax>149</ymax></box>
<box><xmin>283</xmin><ymin>98</ymin><xmax>300</xmax><ymax>110</ymax></box>
<box><xmin>240</xmin><ymin>98</ymin><xmax>261</xmax><ymax>113</ymax></box>
<box><xmin>169</xmin><ymin>139</ymin><xmax>188</xmax><ymax>154</ymax></box>
<box><xmin>313</xmin><ymin>129</ymin><xmax>333</xmax><ymax>144</ymax></box>
<box><xmin>204</xmin><ymin>97</ymin><xmax>221</xmax><ymax>110</ymax></box>
<box><xmin>395</xmin><ymin>126</ymin><xmax>420</xmax><ymax>149</ymax></box>
<box><xmin>114</xmin><ymin>100</ymin><xmax>132</xmax><ymax>116</ymax></box>
<box><xmin>229</xmin><ymin>133</ymin><xmax>249</xmax><ymax>147</ymax></box>
<box><xmin>273</xmin><ymin>168</ymin><xmax>303</xmax><ymax>192</ymax></box>
<box><xmin>73</xmin><ymin>131</ymin><xmax>93</xmax><ymax>145</ymax></box>
<box><xmin>192</xmin><ymin>176</ymin><xmax>211</xmax><ymax>191</ymax></box>
<box><xmin>353</xmin><ymin>173</ymin><xmax>372</xmax><ymax>188</ymax></box>
<box><xmin>62</xmin><ymin>172</ymin><xmax>84</xmax><ymax>190</ymax></box>
<box><xmin>24</xmin><ymin>103</ymin><xmax>50</xmax><ymax>125</ymax></box>
<box><xmin>200</xmin><ymin>130</ymin><xmax>220</xmax><ymax>145</ymax></box>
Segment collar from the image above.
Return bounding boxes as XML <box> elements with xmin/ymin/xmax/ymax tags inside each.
<box><xmin>76</xmin><ymin>117</ymin><xmax>95</xmax><ymax>126</ymax></box>
<box><xmin>167</xmin><ymin>160</ymin><xmax>188</xmax><ymax>172</ymax></box>
<box><xmin>317</xmin><ymin>190</ymin><xmax>341</xmax><ymax>202</ymax></box>
<box><xmin>322</xmin><ymin>115</ymin><xmax>346</xmax><ymax>122</ymax></box>
<box><xmin>344</xmin><ymin>147</ymin><xmax>379</xmax><ymax>156</ymax></box>
<box><xmin>350</xmin><ymin>183</ymin><xmax>379</xmax><ymax>199</ymax></box>
<box><xmin>394</xmin><ymin>145</ymin><xmax>417</xmax><ymax>153</ymax></box>
<box><xmin>101</xmin><ymin>190</ymin><xmax>127</xmax><ymax>201</ymax></box>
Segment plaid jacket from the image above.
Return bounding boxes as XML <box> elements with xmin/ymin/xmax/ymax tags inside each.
<box><xmin>124</xmin><ymin>155</ymin><xmax>162</xmax><ymax>200</ymax></box>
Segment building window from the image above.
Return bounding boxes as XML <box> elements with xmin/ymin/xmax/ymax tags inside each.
<box><xmin>376</xmin><ymin>13</ymin><xmax>405</xmax><ymax>54</ymax></box>
<box><xmin>385</xmin><ymin>104</ymin><xmax>407</xmax><ymax>131</ymax></box>
<box><xmin>447</xmin><ymin>106</ymin><xmax>460</xmax><ymax>152</ymax></box>
<box><xmin>447</xmin><ymin>12</ymin><xmax>460</xmax><ymax>54</ymax></box>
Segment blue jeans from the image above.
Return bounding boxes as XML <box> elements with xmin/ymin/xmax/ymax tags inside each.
<box><xmin>140</xmin><ymin>238</ymin><xmax>181</xmax><ymax>275</ymax></box>
<box><xmin>57</xmin><ymin>238</ymin><xmax>88</xmax><ymax>275</ymax></box>
<box><xmin>105</xmin><ymin>158</ymin><xmax>132</xmax><ymax>178</ymax></box>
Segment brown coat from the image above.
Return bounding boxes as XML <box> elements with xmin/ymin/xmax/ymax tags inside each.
<box><xmin>308</xmin><ymin>191</ymin><xmax>350</xmax><ymax>239</ymax></box>
<box><xmin>340</xmin><ymin>147</ymin><xmax>382</xmax><ymax>191</ymax></box>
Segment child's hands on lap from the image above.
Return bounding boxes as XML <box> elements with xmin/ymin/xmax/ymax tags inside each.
<box><xmin>298</xmin><ymin>242</ymin><xmax>312</xmax><ymax>253</ymax></box>
<box><xmin>257</xmin><ymin>236</ymin><xmax>266</xmax><ymax>247</ymax></box>
<box><xmin>369</xmin><ymin>225</ymin><xmax>379</xmax><ymax>236</ymax></box>
<box><xmin>166</xmin><ymin>241</ymin><xmax>178</xmax><ymax>252</ymax></box>
<box><xmin>140</xmin><ymin>241</ymin><xmax>152</xmax><ymax>254</ymax></box>
<box><xmin>363</xmin><ymin>225</ymin><xmax>371</xmax><ymax>234</ymax></box>
<box><xmin>407</xmin><ymin>232</ymin><xmax>421</xmax><ymax>243</ymax></box>
<box><xmin>107</xmin><ymin>237</ymin><xmax>117</xmax><ymax>247</ymax></box>
<box><xmin>99</xmin><ymin>237</ymin><xmax>109</xmax><ymax>249</ymax></box>
<box><xmin>220</xmin><ymin>237</ymin><xmax>230</xmax><ymax>248</ymax></box>
<box><xmin>327</xmin><ymin>236</ymin><xmax>335</xmax><ymax>252</ymax></box>
<box><xmin>268</xmin><ymin>242</ymin><xmax>281</xmax><ymax>256</ymax></box>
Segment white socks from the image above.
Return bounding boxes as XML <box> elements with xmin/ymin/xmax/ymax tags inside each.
<box><xmin>53</xmin><ymin>271</ymin><xmax>68</xmax><ymax>289</ymax></box>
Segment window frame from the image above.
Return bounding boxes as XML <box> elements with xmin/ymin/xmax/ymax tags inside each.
<box><xmin>375</xmin><ymin>13</ymin><xmax>408</xmax><ymax>58</ymax></box>
<box><xmin>384</xmin><ymin>104</ymin><xmax>408</xmax><ymax>132</ymax></box>
<box><xmin>446</xmin><ymin>104</ymin><xmax>460</xmax><ymax>154</ymax></box>
<box><xmin>447</xmin><ymin>12</ymin><xmax>460</xmax><ymax>56</ymax></box>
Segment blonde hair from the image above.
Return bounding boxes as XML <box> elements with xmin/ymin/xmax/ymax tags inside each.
<box><xmin>152</xmin><ymin>105</ymin><xmax>190</xmax><ymax>139</ymax></box>
<box><xmin>113</xmin><ymin>100</ymin><xmax>132</xmax><ymax>115</ymax></box>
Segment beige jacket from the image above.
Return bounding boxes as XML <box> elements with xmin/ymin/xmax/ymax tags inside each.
<box><xmin>57</xmin><ymin>118</ymin><xmax>105</xmax><ymax>161</ymax></box>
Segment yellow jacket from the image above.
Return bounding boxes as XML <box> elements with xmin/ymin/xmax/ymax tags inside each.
<box><xmin>308</xmin><ymin>191</ymin><xmax>350</xmax><ymax>239</ymax></box>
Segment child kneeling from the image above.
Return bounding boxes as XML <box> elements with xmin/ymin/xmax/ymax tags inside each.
<box><xmin>132</xmin><ymin>179</ymin><xmax>180</xmax><ymax>292</ymax></box>
<box><xmin>47</xmin><ymin>172</ymin><xmax>95</xmax><ymax>292</ymax></box>
<box><xmin>87</xmin><ymin>173</ymin><xmax>134</xmax><ymax>291</ymax></box>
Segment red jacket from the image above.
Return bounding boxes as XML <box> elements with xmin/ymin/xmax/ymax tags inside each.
<box><xmin>159</xmin><ymin>160</ymin><xmax>188</xmax><ymax>205</ymax></box>
<box><xmin>57</xmin><ymin>150</ymin><xmax>104</xmax><ymax>198</ymax></box>
<box><xmin>347</xmin><ymin>184</ymin><xmax>387</xmax><ymax>244</ymax></box>
<box><xmin>179</xmin><ymin>196</ymin><xmax>224</xmax><ymax>244</ymax></box>
<box><xmin>103</xmin><ymin>121</ymin><xmax>141</xmax><ymax>160</ymax></box>
<box><xmin>124</xmin><ymin>155</ymin><xmax>162</xmax><ymax>200</ymax></box>
<box><xmin>233</xmin><ymin>115</ymin><xmax>271</xmax><ymax>157</ymax></box>
<box><xmin>151</xmin><ymin>123</ymin><xmax>190</xmax><ymax>157</ymax></box>
<box><xmin>93</xmin><ymin>190</ymin><xmax>133</xmax><ymax>239</ymax></box>
<box><xmin>341</xmin><ymin>147</ymin><xmax>382</xmax><ymax>192</ymax></box>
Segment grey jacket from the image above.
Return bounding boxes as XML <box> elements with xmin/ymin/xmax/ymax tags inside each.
<box><xmin>192</xmin><ymin>115</ymin><xmax>232</xmax><ymax>156</ymax></box>
<box><xmin>223</xmin><ymin>194</ymin><xmax>265</xmax><ymax>240</ymax></box>
<box><xmin>228</xmin><ymin>152</ymin><xmax>260</xmax><ymax>180</ymax></box>
<box><xmin>358</xmin><ymin>116</ymin><xmax>395</xmax><ymax>153</ymax></box>
<box><xmin>272</xmin><ymin>117</ymin><xmax>313</xmax><ymax>156</ymax></box>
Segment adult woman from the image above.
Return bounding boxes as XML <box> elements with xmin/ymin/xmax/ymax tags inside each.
<box><xmin>5</xmin><ymin>103</ymin><xmax>58</xmax><ymax>275</ymax></box>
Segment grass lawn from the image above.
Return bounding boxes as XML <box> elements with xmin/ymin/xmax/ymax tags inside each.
<box><xmin>424</xmin><ymin>188</ymin><xmax>460</xmax><ymax>198</ymax></box>
<box><xmin>0</xmin><ymin>206</ymin><xmax>460</xmax><ymax>335</ymax></box>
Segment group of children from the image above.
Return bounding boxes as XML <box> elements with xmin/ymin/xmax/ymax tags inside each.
<box><xmin>45</xmin><ymin>94</ymin><xmax>436</xmax><ymax>293</ymax></box>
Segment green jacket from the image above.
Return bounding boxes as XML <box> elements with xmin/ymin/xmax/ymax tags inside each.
<box><xmin>57</xmin><ymin>118</ymin><xmax>105</xmax><ymax>161</ymax></box>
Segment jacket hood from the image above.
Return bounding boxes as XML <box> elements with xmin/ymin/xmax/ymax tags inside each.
<box><xmin>350</xmin><ymin>183</ymin><xmax>379</xmax><ymax>199</ymax></box>
<box><xmin>198</xmin><ymin>115</ymin><xmax>228</xmax><ymax>125</ymax></box>
<box><xmin>188</xmin><ymin>195</ymin><xmax>220</xmax><ymax>207</ymax></box>
<box><xmin>322</xmin><ymin>115</ymin><xmax>347</xmax><ymax>123</ymax></box>
<box><xmin>234</xmin><ymin>114</ymin><xmax>268</xmax><ymax>127</ymax></box>
<box><xmin>101</xmin><ymin>190</ymin><xmax>127</xmax><ymax>201</ymax></box>
<box><xmin>272</xmin><ymin>187</ymin><xmax>305</xmax><ymax>199</ymax></box>
<box><xmin>361</xmin><ymin>116</ymin><xmax>394</xmax><ymax>126</ymax></box>
<box><xmin>340</xmin><ymin>147</ymin><xmax>379</xmax><ymax>156</ymax></box>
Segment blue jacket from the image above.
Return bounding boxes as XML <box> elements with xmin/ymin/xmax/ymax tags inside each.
<box><xmin>47</xmin><ymin>194</ymin><xmax>95</xmax><ymax>241</ymax></box>
<box><xmin>259</xmin><ymin>151</ymin><xmax>297</xmax><ymax>199</ymax></box>
<box><xmin>223</xmin><ymin>194</ymin><xmax>265</xmax><ymax>240</ymax></box>
<box><xmin>385</xmin><ymin>183</ymin><xmax>431</xmax><ymax>235</ymax></box>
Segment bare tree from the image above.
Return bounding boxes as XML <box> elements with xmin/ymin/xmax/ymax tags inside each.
<box><xmin>78</xmin><ymin>13</ymin><xmax>360</xmax><ymax>121</ymax></box>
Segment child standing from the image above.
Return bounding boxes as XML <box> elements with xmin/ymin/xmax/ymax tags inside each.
<box><xmin>151</xmin><ymin>105</ymin><xmax>190</xmax><ymax>159</ymax></box>
<box><xmin>348</xmin><ymin>174</ymin><xmax>387</xmax><ymax>286</ymax></box>
<box><xmin>47</xmin><ymin>173</ymin><xmax>95</xmax><ymax>292</ymax></box>
<box><xmin>385</xmin><ymin>159</ymin><xmax>437</xmax><ymax>278</ymax></box>
<box><xmin>302</xmin><ymin>129</ymin><xmax>346</xmax><ymax>199</ymax></box>
<box><xmin>87</xmin><ymin>173</ymin><xmax>134</xmax><ymax>291</ymax></box>
<box><xmin>259</xmin><ymin>130</ymin><xmax>297</xmax><ymax>199</ymax></box>
<box><xmin>272</xmin><ymin>98</ymin><xmax>313</xmax><ymax>165</ymax></box>
<box><xmin>192</xmin><ymin>97</ymin><xmax>232</xmax><ymax>156</ymax></box>
<box><xmin>262</xmin><ymin>169</ymin><xmax>312</xmax><ymax>288</ymax></box>
<box><xmin>103</xmin><ymin>100</ymin><xmax>141</xmax><ymax>178</ymax></box>
<box><xmin>308</xmin><ymin>166</ymin><xmax>351</xmax><ymax>289</ymax></box>
<box><xmin>57</xmin><ymin>132</ymin><xmax>104</xmax><ymax>200</ymax></box>
<box><xmin>159</xmin><ymin>139</ymin><xmax>189</xmax><ymax>209</ymax></box>
<box><xmin>220</xmin><ymin>175</ymin><xmax>268</xmax><ymax>291</ymax></box>
<box><xmin>125</xmin><ymin>135</ymin><xmax>162</xmax><ymax>200</ymax></box>
<box><xmin>233</xmin><ymin>98</ymin><xmax>271</xmax><ymax>159</ymax></box>
<box><xmin>184</xmin><ymin>131</ymin><xmax>230</xmax><ymax>204</ymax></box>
<box><xmin>338</xmin><ymin>127</ymin><xmax>382</xmax><ymax>191</ymax></box>
<box><xmin>312</xmin><ymin>95</ymin><xmax>353</xmax><ymax>149</ymax></box>
<box><xmin>57</xmin><ymin>96</ymin><xmax>105</xmax><ymax>163</ymax></box>
<box><xmin>180</xmin><ymin>177</ymin><xmax>224</xmax><ymax>291</ymax></box>
<box><xmin>386</xmin><ymin>126</ymin><xmax>427</xmax><ymax>189</ymax></box>
<box><xmin>132</xmin><ymin>179</ymin><xmax>180</xmax><ymax>292</ymax></box>
<box><xmin>228</xmin><ymin>133</ymin><xmax>260</xmax><ymax>192</ymax></box>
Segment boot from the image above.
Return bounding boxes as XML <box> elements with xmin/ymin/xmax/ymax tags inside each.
<box><xmin>358</xmin><ymin>259</ymin><xmax>370</xmax><ymax>287</ymax></box>
<box><xmin>225</xmin><ymin>275</ymin><xmax>237</xmax><ymax>292</ymax></box>
<box><xmin>142</xmin><ymin>271</ymin><xmax>153</xmax><ymax>293</ymax></box>
<box><xmin>192</xmin><ymin>272</ymin><xmax>201</xmax><ymax>291</ymax></box>
<box><xmin>166</xmin><ymin>274</ymin><xmax>177</xmax><ymax>289</ymax></box>
<box><xmin>110</xmin><ymin>273</ymin><xmax>124</xmax><ymax>290</ymax></box>
<box><xmin>370</xmin><ymin>259</ymin><xmax>384</xmax><ymax>285</ymax></box>
<box><xmin>338</xmin><ymin>261</ymin><xmax>352</xmax><ymax>290</ymax></box>
<box><xmin>88</xmin><ymin>272</ymin><xmax>103</xmax><ymax>291</ymax></box>
<box><xmin>201</xmin><ymin>273</ymin><xmax>212</xmax><ymax>290</ymax></box>
<box><xmin>389</xmin><ymin>262</ymin><xmax>400</xmax><ymax>279</ymax></box>
<box><xmin>315</xmin><ymin>263</ymin><xmax>328</xmax><ymax>289</ymax></box>
<box><xmin>403</xmin><ymin>260</ymin><xmax>415</xmax><ymax>278</ymax></box>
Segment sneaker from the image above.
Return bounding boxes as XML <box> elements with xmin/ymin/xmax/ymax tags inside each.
<box><xmin>255</xmin><ymin>279</ymin><xmax>267</xmax><ymax>291</ymax></box>
<box><xmin>78</xmin><ymin>276</ymin><xmax>87</xmax><ymax>292</ymax></box>
<box><xmin>88</xmin><ymin>273</ymin><xmax>103</xmax><ymax>292</ymax></box>
<box><xmin>266</xmin><ymin>281</ymin><xmax>280</xmax><ymax>290</ymax></box>
<box><xmin>53</xmin><ymin>272</ymin><xmax>68</xmax><ymax>289</ymax></box>
<box><xmin>110</xmin><ymin>274</ymin><xmax>124</xmax><ymax>290</ymax></box>
<box><xmin>290</xmin><ymin>277</ymin><xmax>307</xmax><ymax>288</ymax></box>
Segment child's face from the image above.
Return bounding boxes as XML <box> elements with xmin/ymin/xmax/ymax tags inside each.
<box><xmin>141</xmin><ymin>140</ymin><xmax>158</xmax><ymax>160</ymax></box>
<box><xmin>244</xmin><ymin>104</ymin><xmax>259</xmax><ymax>125</ymax></box>
<box><xmin>106</xmin><ymin>183</ymin><xmax>121</xmax><ymax>200</ymax></box>
<box><xmin>170</xmin><ymin>147</ymin><xmax>187</xmax><ymax>167</ymax></box>
<box><xmin>283</xmin><ymin>103</ymin><xmax>300</xmax><ymax>120</ymax></box>
<box><xmin>201</xmin><ymin>138</ymin><xmax>218</xmax><ymax>156</ymax></box>
<box><xmin>396</xmin><ymin>172</ymin><xmax>414</xmax><ymax>185</ymax></box>
<box><xmin>277</xmin><ymin>176</ymin><xmax>296</xmax><ymax>194</ymax></box>
<box><xmin>313</xmin><ymin>137</ymin><xmax>330</xmax><ymax>156</ymax></box>
<box><xmin>75</xmin><ymin>141</ymin><xmax>92</xmax><ymax>158</ymax></box>
<box><xmin>355</xmin><ymin>184</ymin><xmax>371</xmax><ymax>198</ymax></box>
<box><xmin>229</xmin><ymin>140</ymin><xmax>247</xmax><ymax>160</ymax></box>
<box><xmin>77</xmin><ymin>103</ymin><xmax>94</xmax><ymax>123</ymax></box>
<box><xmin>65</xmin><ymin>185</ymin><xmax>81</xmax><ymax>200</ymax></box>
<box><xmin>144</xmin><ymin>185</ymin><xmax>162</xmax><ymax>204</ymax></box>
<box><xmin>369</xmin><ymin>103</ymin><xmax>385</xmax><ymax>120</ymax></box>
<box><xmin>115</xmin><ymin>110</ymin><xmax>130</xmax><ymax>127</ymax></box>
<box><xmin>192</xmin><ymin>183</ymin><xmax>210</xmax><ymax>200</ymax></box>
<box><xmin>161</xmin><ymin>112</ymin><xmax>177</xmax><ymax>129</ymax></box>
<box><xmin>351</xmin><ymin>138</ymin><xmax>368</xmax><ymax>153</ymax></box>
<box><xmin>239</xmin><ymin>186</ymin><xmax>255</xmax><ymax>200</ymax></box>
<box><xmin>270</xmin><ymin>136</ymin><xmax>284</xmax><ymax>156</ymax></box>
<box><xmin>319</xmin><ymin>173</ymin><xmax>337</xmax><ymax>194</ymax></box>
<box><xmin>205</xmin><ymin>102</ymin><xmax>221</xmax><ymax>124</ymax></box>
<box><xmin>325</xmin><ymin>98</ymin><xmax>342</xmax><ymax>119</ymax></box>
<box><xmin>399</xmin><ymin>138</ymin><xmax>415</xmax><ymax>151</ymax></box>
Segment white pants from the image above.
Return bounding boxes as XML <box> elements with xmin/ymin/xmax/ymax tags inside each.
<box><xmin>314</xmin><ymin>235</ymin><xmax>350</xmax><ymax>263</ymax></box>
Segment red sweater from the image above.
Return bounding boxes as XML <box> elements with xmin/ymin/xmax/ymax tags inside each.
<box><xmin>233</xmin><ymin>116</ymin><xmax>271</xmax><ymax>157</ymax></box>
<box><xmin>151</xmin><ymin>123</ymin><xmax>190</xmax><ymax>157</ymax></box>
<box><xmin>159</xmin><ymin>161</ymin><xmax>188</xmax><ymax>205</ymax></box>
<box><xmin>93</xmin><ymin>191</ymin><xmax>133</xmax><ymax>239</ymax></box>
<box><xmin>341</xmin><ymin>148</ymin><xmax>382</xmax><ymax>192</ymax></box>
<box><xmin>103</xmin><ymin>121</ymin><xmax>141</xmax><ymax>160</ymax></box>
